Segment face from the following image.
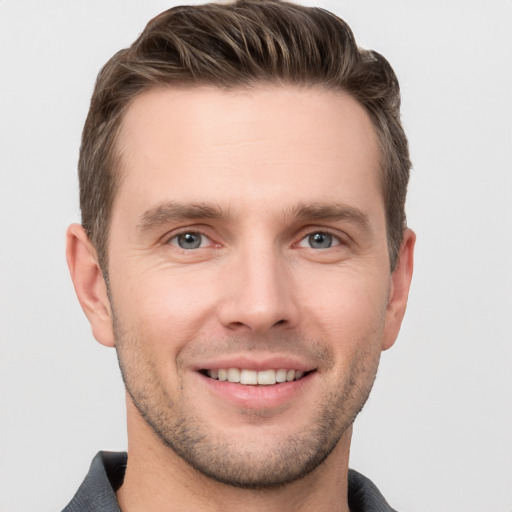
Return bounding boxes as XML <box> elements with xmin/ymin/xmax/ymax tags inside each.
<box><xmin>82</xmin><ymin>86</ymin><xmax>413</xmax><ymax>488</ymax></box>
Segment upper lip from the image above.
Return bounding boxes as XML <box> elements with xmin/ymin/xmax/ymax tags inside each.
<box><xmin>192</xmin><ymin>355</ymin><xmax>316</xmax><ymax>373</ymax></box>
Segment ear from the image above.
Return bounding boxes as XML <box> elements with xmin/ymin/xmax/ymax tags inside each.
<box><xmin>66</xmin><ymin>224</ymin><xmax>116</xmax><ymax>347</ymax></box>
<box><xmin>382</xmin><ymin>228</ymin><xmax>416</xmax><ymax>351</ymax></box>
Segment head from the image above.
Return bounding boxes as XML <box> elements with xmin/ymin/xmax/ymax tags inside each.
<box><xmin>68</xmin><ymin>0</ymin><xmax>415</xmax><ymax>492</ymax></box>
<box><xmin>79</xmin><ymin>0</ymin><xmax>410</xmax><ymax>274</ymax></box>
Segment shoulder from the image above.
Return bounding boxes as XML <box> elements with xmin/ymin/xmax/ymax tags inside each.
<box><xmin>348</xmin><ymin>469</ymin><xmax>398</xmax><ymax>512</ymax></box>
<box><xmin>61</xmin><ymin>452</ymin><xmax>127</xmax><ymax>512</ymax></box>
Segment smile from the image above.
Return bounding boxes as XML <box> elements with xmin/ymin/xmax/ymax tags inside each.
<box><xmin>204</xmin><ymin>368</ymin><xmax>311</xmax><ymax>385</ymax></box>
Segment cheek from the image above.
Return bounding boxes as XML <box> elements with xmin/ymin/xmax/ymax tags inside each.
<box><xmin>111</xmin><ymin>267</ymin><xmax>219</xmax><ymax>352</ymax></box>
<box><xmin>297</xmin><ymin>267</ymin><xmax>389</xmax><ymax>347</ymax></box>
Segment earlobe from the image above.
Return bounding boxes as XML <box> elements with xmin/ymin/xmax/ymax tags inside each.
<box><xmin>382</xmin><ymin>228</ymin><xmax>416</xmax><ymax>351</ymax></box>
<box><xmin>66</xmin><ymin>224</ymin><xmax>116</xmax><ymax>348</ymax></box>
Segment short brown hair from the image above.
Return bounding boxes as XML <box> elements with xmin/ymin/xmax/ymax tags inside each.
<box><xmin>79</xmin><ymin>0</ymin><xmax>410</xmax><ymax>270</ymax></box>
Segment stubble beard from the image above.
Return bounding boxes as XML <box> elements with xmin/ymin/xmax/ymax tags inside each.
<box><xmin>113</xmin><ymin>315</ymin><xmax>381</xmax><ymax>490</ymax></box>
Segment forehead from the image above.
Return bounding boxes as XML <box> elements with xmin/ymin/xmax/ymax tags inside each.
<box><xmin>115</xmin><ymin>85</ymin><xmax>382</xmax><ymax>219</ymax></box>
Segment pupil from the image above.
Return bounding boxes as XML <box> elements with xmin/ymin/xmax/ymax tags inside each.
<box><xmin>178</xmin><ymin>233</ymin><xmax>201</xmax><ymax>249</ymax></box>
<box><xmin>309</xmin><ymin>232</ymin><xmax>332</xmax><ymax>248</ymax></box>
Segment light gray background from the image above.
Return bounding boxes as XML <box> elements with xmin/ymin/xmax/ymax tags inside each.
<box><xmin>1</xmin><ymin>1</ymin><xmax>511</xmax><ymax>511</ymax></box>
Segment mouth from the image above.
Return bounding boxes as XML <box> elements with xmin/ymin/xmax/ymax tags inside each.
<box><xmin>201</xmin><ymin>368</ymin><xmax>314</xmax><ymax>386</ymax></box>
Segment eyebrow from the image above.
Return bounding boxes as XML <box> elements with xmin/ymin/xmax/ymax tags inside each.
<box><xmin>136</xmin><ymin>201</ymin><xmax>230</xmax><ymax>233</ymax></box>
<box><xmin>291</xmin><ymin>203</ymin><xmax>371</xmax><ymax>232</ymax></box>
<box><xmin>136</xmin><ymin>200</ymin><xmax>371</xmax><ymax>234</ymax></box>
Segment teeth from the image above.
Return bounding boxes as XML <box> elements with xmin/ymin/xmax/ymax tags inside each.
<box><xmin>257</xmin><ymin>369</ymin><xmax>276</xmax><ymax>385</ymax></box>
<box><xmin>240</xmin><ymin>369</ymin><xmax>258</xmax><ymax>385</ymax></box>
<box><xmin>206</xmin><ymin>368</ymin><xmax>307</xmax><ymax>385</ymax></box>
<box><xmin>227</xmin><ymin>368</ymin><xmax>240</xmax><ymax>383</ymax></box>
<box><xmin>276</xmin><ymin>369</ymin><xmax>287</xmax><ymax>383</ymax></box>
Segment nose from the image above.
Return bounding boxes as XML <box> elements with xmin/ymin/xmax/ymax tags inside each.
<box><xmin>217</xmin><ymin>244</ymin><xmax>300</xmax><ymax>335</ymax></box>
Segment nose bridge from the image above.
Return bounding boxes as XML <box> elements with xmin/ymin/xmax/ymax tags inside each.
<box><xmin>219</xmin><ymin>238</ymin><xmax>299</xmax><ymax>334</ymax></box>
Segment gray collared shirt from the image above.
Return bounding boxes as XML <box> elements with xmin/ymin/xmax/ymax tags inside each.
<box><xmin>62</xmin><ymin>451</ymin><xmax>398</xmax><ymax>512</ymax></box>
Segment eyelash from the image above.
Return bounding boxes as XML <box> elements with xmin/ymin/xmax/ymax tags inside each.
<box><xmin>295</xmin><ymin>230</ymin><xmax>343</xmax><ymax>249</ymax></box>
<box><xmin>165</xmin><ymin>229</ymin><xmax>346</xmax><ymax>251</ymax></box>
<box><xmin>167</xmin><ymin>230</ymin><xmax>215</xmax><ymax>250</ymax></box>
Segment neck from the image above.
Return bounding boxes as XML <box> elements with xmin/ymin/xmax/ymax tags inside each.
<box><xmin>117</xmin><ymin>400</ymin><xmax>352</xmax><ymax>512</ymax></box>
<box><xmin>118</xmin><ymin>443</ymin><xmax>351</xmax><ymax>512</ymax></box>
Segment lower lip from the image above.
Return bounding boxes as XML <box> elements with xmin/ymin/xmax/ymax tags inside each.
<box><xmin>198</xmin><ymin>371</ymin><xmax>315</xmax><ymax>409</ymax></box>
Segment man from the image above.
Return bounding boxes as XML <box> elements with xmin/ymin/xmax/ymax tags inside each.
<box><xmin>64</xmin><ymin>1</ymin><xmax>414</xmax><ymax>511</ymax></box>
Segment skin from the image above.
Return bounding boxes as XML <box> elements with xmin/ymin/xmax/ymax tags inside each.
<box><xmin>67</xmin><ymin>85</ymin><xmax>415</xmax><ymax>512</ymax></box>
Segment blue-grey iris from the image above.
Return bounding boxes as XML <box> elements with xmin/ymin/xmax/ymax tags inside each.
<box><xmin>309</xmin><ymin>232</ymin><xmax>332</xmax><ymax>249</ymax></box>
<box><xmin>177</xmin><ymin>232</ymin><xmax>202</xmax><ymax>249</ymax></box>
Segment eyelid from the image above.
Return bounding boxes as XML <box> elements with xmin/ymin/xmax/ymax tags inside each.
<box><xmin>163</xmin><ymin>227</ymin><xmax>218</xmax><ymax>248</ymax></box>
<box><xmin>169</xmin><ymin>232</ymin><xmax>207</xmax><ymax>249</ymax></box>
<box><xmin>294</xmin><ymin>228</ymin><xmax>347</xmax><ymax>248</ymax></box>
<box><xmin>160</xmin><ymin>225</ymin><xmax>348</xmax><ymax>250</ymax></box>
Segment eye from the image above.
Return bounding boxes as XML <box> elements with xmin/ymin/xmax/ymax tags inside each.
<box><xmin>298</xmin><ymin>232</ymin><xmax>341</xmax><ymax>249</ymax></box>
<box><xmin>169</xmin><ymin>232</ymin><xmax>208</xmax><ymax>249</ymax></box>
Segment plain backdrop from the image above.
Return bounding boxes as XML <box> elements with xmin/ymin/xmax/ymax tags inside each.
<box><xmin>1</xmin><ymin>1</ymin><xmax>511</xmax><ymax>511</ymax></box>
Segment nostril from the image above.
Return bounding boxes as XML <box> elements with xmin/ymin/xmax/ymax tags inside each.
<box><xmin>228</xmin><ymin>321</ymin><xmax>246</xmax><ymax>330</ymax></box>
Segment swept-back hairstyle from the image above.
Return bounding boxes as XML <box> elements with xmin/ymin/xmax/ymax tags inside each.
<box><xmin>79</xmin><ymin>0</ymin><xmax>410</xmax><ymax>270</ymax></box>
